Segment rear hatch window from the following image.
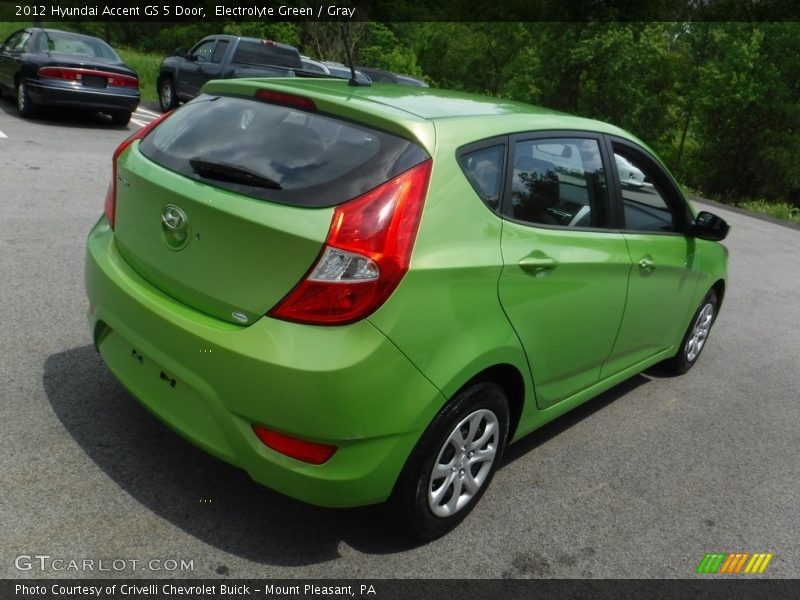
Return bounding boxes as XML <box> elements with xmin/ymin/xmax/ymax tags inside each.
<box><xmin>232</xmin><ymin>41</ymin><xmax>302</xmax><ymax>68</ymax></box>
<box><xmin>139</xmin><ymin>95</ymin><xmax>428</xmax><ymax>207</ymax></box>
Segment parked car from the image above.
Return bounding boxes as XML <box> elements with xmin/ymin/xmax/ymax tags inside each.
<box><xmin>357</xmin><ymin>66</ymin><xmax>428</xmax><ymax>87</ymax></box>
<box><xmin>322</xmin><ymin>61</ymin><xmax>372</xmax><ymax>84</ymax></box>
<box><xmin>86</xmin><ymin>79</ymin><xmax>729</xmax><ymax>540</ymax></box>
<box><xmin>157</xmin><ymin>35</ymin><xmax>304</xmax><ymax>111</ymax></box>
<box><xmin>0</xmin><ymin>28</ymin><xmax>139</xmax><ymax>124</ymax></box>
<box><xmin>301</xmin><ymin>56</ymin><xmax>329</xmax><ymax>75</ymax></box>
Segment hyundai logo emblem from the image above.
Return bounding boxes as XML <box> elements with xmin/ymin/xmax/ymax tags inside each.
<box><xmin>162</xmin><ymin>205</ymin><xmax>188</xmax><ymax>231</ymax></box>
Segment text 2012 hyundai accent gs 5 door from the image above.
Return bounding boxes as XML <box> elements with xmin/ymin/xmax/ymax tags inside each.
<box><xmin>85</xmin><ymin>79</ymin><xmax>729</xmax><ymax>540</ymax></box>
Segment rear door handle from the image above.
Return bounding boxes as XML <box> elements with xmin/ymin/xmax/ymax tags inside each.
<box><xmin>518</xmin><ymin>252</ymin><xmax>558</xmax><ymax>275</ymax></box>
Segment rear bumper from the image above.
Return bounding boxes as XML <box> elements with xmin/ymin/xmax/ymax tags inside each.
<box><xmin>27</xmin><ymin>79</ymin><xmax>139</xmax><ymax>113</ymax></box>
<box><xmin>85</xmin><ymin>217</ymin><xmax>444</xmax><ymax>507</ymax></box>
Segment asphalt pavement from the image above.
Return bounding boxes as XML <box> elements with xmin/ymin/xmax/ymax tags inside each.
<box><xmin>1</xmin><ymin>99</ymin><xmax>798</xmax><ymax>579</ymax></box>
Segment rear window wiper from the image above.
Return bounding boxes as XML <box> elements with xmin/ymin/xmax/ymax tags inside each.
<box><xmin>189</xmin><ymin>157</ymin><xmax>282</xmax><ymax>190</ymax></box>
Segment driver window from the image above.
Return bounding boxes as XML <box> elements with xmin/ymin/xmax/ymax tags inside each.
<box><xmin>613</xmin><ymin>150</ymin><xmax>676</xmax><ymax>232</ymax></box>
<box><xmin>510</xmin><ymin>138</ymin><xmax>608</xmax><ymax>228</ymax></box>
<box><xmin>190</xmin><ymin>40</ymin><xmax>216</xmax><ymax>62</ymax></box>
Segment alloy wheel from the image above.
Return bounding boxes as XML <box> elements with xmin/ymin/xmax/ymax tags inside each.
<box><xmin>686</xmin><ymin>302</ymin><xmax>714</xmax><ymax>361</ymax></box>
<box><xmin>161</xmin><ymin>84</ymin><xmax>172</xmax><ymax>108</ymax></box>
<box><xmin>428</xmin><ymin>408</ymin><xmax>499</xmax><ymax>517</ymax></box>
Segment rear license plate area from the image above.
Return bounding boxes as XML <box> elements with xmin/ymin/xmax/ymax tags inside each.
<box><xmin>83</xmin><ymin>75</ymin><xmax>107</xmax><ymax>88</ymax></box>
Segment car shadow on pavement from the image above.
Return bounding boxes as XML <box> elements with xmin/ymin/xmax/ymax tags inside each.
<box><xmin>501</xmin><ymin>373</ymin><xmax>650</xmax><ymax>465</ymax></box>
<box><xmin>0</xmin><ymin>97</ymin><xmax>130</xmax><ymax>130</ymax></box>
<box><xmin>43</xmin><ymin>345</ymin><xmax>423</xmax><ymax>568</ymax></box>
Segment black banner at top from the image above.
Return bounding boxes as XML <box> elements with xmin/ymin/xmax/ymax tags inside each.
<box><xmin>1</xmin><ymin>0</ymin><xmax>800</xmax><ymax>22</ymax></box>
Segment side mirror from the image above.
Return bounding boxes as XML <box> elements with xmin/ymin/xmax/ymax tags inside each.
<box><xmin>692</xmin><ymin>210</ymin><xmax>729</xmax><ymax>241</ymax></box>
<box><xmin>175</xmin><ymin>47</ymin><xmax>188</xmax><ymax>58</ymax></box>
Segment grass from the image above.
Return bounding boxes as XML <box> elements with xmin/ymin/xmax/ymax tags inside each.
<box><xmin>116</xmin><ymin>47</ymin><xmax>161</xmax><ymax>103</ymax></box>
<box><xmin>0</xmin><ymin>21</ymin><xmax>17</xmax><ymax>40</ymax></box>
<box><xmin>735</xmin><ymin>199</ymin><xmax>800</xmax><ymax>225</ymax></box>
<box><xmin>680</xmin><ymin>179</ymin><xmax>800</xmax><ymax>226</ymax></box>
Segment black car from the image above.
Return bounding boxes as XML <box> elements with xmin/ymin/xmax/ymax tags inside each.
<box><xmin>0</xmin><ymin>28</ymin><xmax>140</xmax><ymax>125</ymax></box>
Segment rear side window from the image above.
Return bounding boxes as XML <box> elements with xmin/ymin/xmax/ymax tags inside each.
<box><xmin>138</xmin><ymin>95</ymin><xmax>429</xmax><ymax>208</ymax></box>
<box><xmin>210</xmin><ymin>40</ymin><xmax>229</xmax><ymax>64</ymax></box>
<box><xmin>458</xmin><ymin>145</ymin><xmax>504</xmax><ymax>210</ymax></box>
<box><xmin>509</xmin><ymin>138</ymin><xmax>608</xmax><ymax>228</ymax></box>
<box><xmin>232</xmin><ymin>41</ymin><xmax>302</xmax><ymax>68</ymax></box>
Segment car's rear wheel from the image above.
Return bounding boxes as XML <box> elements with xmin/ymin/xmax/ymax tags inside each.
<box><xmin>111</xmin><ymin>111</ymin><xmax>132</xmax><ymax>126</ymax></box>
<box><xmin>390</xmin><ymin>382</ymin><xmax>509</xmax><ymax>541</ymax></box>
<box><xmin>159</xmin><ymin>78</ymin><xmax>178</xmax><ymax>112</ymax></box>
<box><xmin>663</xmin><ymin>289</ymin><xmax>718</xmax><ymax>374</ymax></box>
<box><xmin>17</xmin><ymin>81</ymin><xmax>38</xmax><ymax>118</ymax></box>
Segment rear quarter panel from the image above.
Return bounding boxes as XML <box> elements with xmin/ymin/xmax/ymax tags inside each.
<box><xmin>367</xmin><ymin>123</ymin><xmax>534</xmax><ymax>437</ymax></box>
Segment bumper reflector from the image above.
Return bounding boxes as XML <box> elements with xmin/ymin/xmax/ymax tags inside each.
<box><xmin>252</xmin><ymin>425</ymin><xmax>337</xmax><ymax>465</ymax></box>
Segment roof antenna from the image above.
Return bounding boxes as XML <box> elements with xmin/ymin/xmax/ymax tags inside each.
<box><xmin>339</xmin><ymin>23</ymin><xmax>369</xmax><ymax>87</ymax></box>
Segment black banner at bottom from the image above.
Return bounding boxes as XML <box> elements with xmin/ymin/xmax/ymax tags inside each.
<box><xmin>4</xmin><ymin>579</ymin><xmax>800</xmax><ymax>600</ymax></box>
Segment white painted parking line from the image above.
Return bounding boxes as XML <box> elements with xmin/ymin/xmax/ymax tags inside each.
<box><xmin>0</xmin><ymin>130</ymin><xmax>7</xmax><ymax>139</ymax></box>
<box><xmin>130</xmin><ymin>118</ymin><xmax>147</xmax><ymax>127</ymax></box>
<box><xmin>136</xmin><ymin>107</ymin><xmax>161</xmax><ymax>117</ymax></box>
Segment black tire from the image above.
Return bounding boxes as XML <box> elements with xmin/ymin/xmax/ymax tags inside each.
<box><xmin>111</xmin><ymin>111</ymin><xmax>132</xmax><ymax>126</ymax></box>
<box><xmin>389</xmin><ymin>382</ymin><xmax>510</xmax><ymax>541</ymax></box>
<box><xmin>662</xmin><ymin>289</ymin><xmax>719</xmax><ymax>374</ymax></box>
<box><xmin>158</xmin><ymin>77</ymin><xmax>178</xmax><ymax>112</ymax></box>
<box><xmin>16</xmin><ymin>81</ymin><xmax>38</xmax><ymax>118</ymax></box>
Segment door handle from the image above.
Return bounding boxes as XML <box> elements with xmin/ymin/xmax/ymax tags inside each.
<box><xmin>518</xmin><ymin>252</ymin><xmax>558</xmax><ymax>275</ymax></box>
<box><xmin>638</xmin><ymin>257</ymin><xmax>655</xmax><ymax>272</ymax></box>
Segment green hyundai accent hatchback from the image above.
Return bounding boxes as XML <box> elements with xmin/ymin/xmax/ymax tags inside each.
<box><xmin>85</xmin><ymin>78</ymin><xmax>729</xmax><ymax>539</ymax></box>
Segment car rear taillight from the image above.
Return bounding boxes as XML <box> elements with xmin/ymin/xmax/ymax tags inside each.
<box><xmin>38</xmin><ymin>66</ymin><xmax>139</xmax><ymax>88</ymax></box>
<box><xmin>268</xmin><ymin>159</ymin><xmax>433</xmax><ymax>325</ymax></box>
<box><xmin>252</xmin><ymin>425</ymin><xmax>337</xmax><ymax>464</ymax></box>
<box><xmin>104</xmin><ymin>112</ymin><xmax>172</xmax><ymax>229</ymax></box>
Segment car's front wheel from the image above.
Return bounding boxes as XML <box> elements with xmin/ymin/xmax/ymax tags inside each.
<box><xmin>391</xmin><ymin>382</ymin><xmax>509</xmax><ymax>541</ymax></box>
<box><xmin>17</xmin><ymin>81</ymin><xmax>37</xmax><ymax>118</ymax></box>
<box><xmin>158</xmin><ymin>77</ymin><xmax>178</xmax><ymax>112</ymax></box>
<box><xmin>664</xmin><ymin>289</ymin><xmax>719</xmax><ymax>374</ymax></box>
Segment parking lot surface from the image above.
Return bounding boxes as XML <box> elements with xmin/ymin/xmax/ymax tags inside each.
<box><xmin>1</xmin><ymin>102</ymin><xmax>798</xmax><ymax>578</ymax></box>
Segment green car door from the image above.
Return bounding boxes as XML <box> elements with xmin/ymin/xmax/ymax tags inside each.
<box><xmin>498</xmin><ymin>134</ymin><xmax>632</xmax><ymax>409</ymax></box>
<box><xmin>601</xmin><ymin>140</ymin><xmax>703</xmax><ymax>377</ymax></box>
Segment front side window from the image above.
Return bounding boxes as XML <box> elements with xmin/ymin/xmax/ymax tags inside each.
<box><xmin>190</xmin><ymin>40</ymin><xmax>216</xmax><ymax>63</ymax></box>
<box><xmin>509</xmin><ymin>137</ymin><xmax>608</xmax><ymax>228</ymax></box>
<box><xmin>613</xmin><ymin>149</ymin><xmax>676</xmax><ymax>232</ymax></box>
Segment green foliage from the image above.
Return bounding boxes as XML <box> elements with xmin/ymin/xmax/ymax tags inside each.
<box><xmin>355</xmin><ymin>23</ymin><xmax>422</xmax><ymax>77</ymax></box>
<box><xmin>222</xmin><ymin>22</ymin><xmax>301</xmax><ymax>48</ymax></box>
<box><xmin>116</xmin><ymin>47</ymin><xmax>161</xmax><ymax>102</ymax></box>
<box><xmin>2</xmin><ymin>18</ymin><xmax>799</xmax><ymax>217</ymax></box>
<box><xmin>737</xmin><ymin>199</ymin><xmax>800</xmax><ymax>225</ymax></box>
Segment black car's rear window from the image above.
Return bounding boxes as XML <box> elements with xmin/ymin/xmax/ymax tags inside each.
<box><xmin>138</xmin><ymin>95</ymin><xmax>429</xmax><ymax>208</ymax></box>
